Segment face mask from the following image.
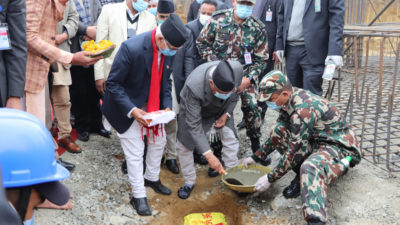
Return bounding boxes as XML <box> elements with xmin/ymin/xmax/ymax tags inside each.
<box><xmin>160</xmin><ymin>40</ymin><xmax>177</xmax><ymax>56</ymax></box>
<box><xmin>199</xmin><ymin>14</ymin><xmax>211</xmax><ymax>26</ymax></box>
<box><xmin>196</xmin><ymin>0</ymin><xmax>204</xmax><ymax>4</ymax></box>
<box><xmin>132</xmin><ymin>0</ymin><xmax>149</xmax><ymax>13</ymax></box>
<box><xmin>214</xmin><ymin>91</ymin><xmax>232</xmax><ymax>100</ymax></box>
<box><xmin>24</xmin><ymin>217</ymin><xmax>34</xmax><ymax>225</ymax></box>
<box><xmin>148</xmin><ymin>8</ymin><xmax>157</xmax><ymax>16</ymax></box>
<box><xmin>266</xmin><ymin>93</ymin><xmax>283</xmax><ymax>111</ymax></box>
<box><xmin>235</xmin><ymin>4</ymin><xmax>253</xmax><ymax>19</ymax></box>
<box><xmin>158</xmin><ymin>19</ymin><xmax>164</xmax><ymax>25</ymax></box>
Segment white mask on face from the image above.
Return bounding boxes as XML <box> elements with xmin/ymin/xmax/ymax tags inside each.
<box><xmin>199</xmin><ymin>14</ymin><xmax>211</xmax><ymax>26</ymax></box>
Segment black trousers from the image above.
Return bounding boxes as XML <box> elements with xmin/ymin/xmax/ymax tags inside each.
<box><xmin>69</xmin><ymin>65</ymin><xmax>103</xmax><ymax>133</ymax></box>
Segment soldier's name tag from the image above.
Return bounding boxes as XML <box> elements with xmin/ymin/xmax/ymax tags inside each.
<box><xmin>244</xmin><ymin>52</ymin><xmax>252</xmax><ymax>65</ymax></box>
<box><xmin>266</xmin><ymin>10</ymin><xmax>273</xmax><ymax>22</ymax></box>
<box><xmin>315</xmin><ymin>0</ymin><xmax>321</xmax><ymax>13</ymax></box>
<box><xmin>217</xmin><ymin>30</ymin><xmax>230</xmax><ymax>40</ymax></box>
<box><xmin>0</xmin><ymin>23</ymin><xmax>11</xmax><ymax>50</ymax></box>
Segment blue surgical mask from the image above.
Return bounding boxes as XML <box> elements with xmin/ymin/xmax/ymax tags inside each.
<box><xmin>160</xmin><ymin>40</ymin><xmax>177</xmax><ymax>56</ymax></box>
<box><xmin>266</xmin><ymin>93</ymin><xmax>283</xmax><ymax>111</ymax></box>
<box><xmin>235</xmin><ymin>4</ymin><xmax>253</xmax><ymax>19</ymax></box>
<box><xmin>196</xmin><ymin>0</ymin><xmax>204</xmax><ymax>4</ymax></box>
<box><xmin>158</xmin><ymin>19</ymin><xmax>164</xmax><ymax>25</ymax></box>
<box><xmin>148</xmin><ymin>8</ymin><xmax>157</xmax><ymax>16</ymax></box>
<box><xmin>214</xmin><ymin>91</ymin><xmax>232</xmax><ymax>100</ymax></box>
<box><xmin>132</xmin><ymin>0</ymin><xmax>149</xmax><ymax>13</ymax></box>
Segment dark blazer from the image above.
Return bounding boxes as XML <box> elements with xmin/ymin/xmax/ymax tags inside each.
<box><xmin>0</xmin><ymin>0</ymin><xmax>27</xmax><ymax>106</ymax></box>
<box><xmin>172</xmin><ymin>27</ymin><xmax>195</xmax><ymax>103</ymax></box>
<box><xmin>186</xmin><ymin>19</ymin><xmax>204</xmax><ymax>67</ymax></box>
<box><xmin>102</xmin><ymin>31</ymin><xmax>173</xmax><ymax>134</ymax></box>
<box><xmin>257</xmin><ymin>0</ymin><xmax>281</xmax><ymax>59</ymax></box>
<box><xmin>177</xmin><ymin>61</ymin><xmax>243</xmax><ymax>154</ymax></box>
<box><xmin>276</xmin><ymin>0</ymin><xmax>344</xmax><ymax>65</ymax></box>
<box><xmin>187</xmin><ymin>0</ymin><xmax>229</xmax><ymax>23</ymax></box>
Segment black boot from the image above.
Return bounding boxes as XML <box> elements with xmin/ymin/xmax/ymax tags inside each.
<box><xmin>308</xmin><ymin>219</ymin><xmax>325</xmax><ymax>225</ymax></box>
<box><xmin>130</xmin><ymin>197</ymin><xmax>151</xmax><ymax>216</ymax></box>
<box><xmin>193</xmin><ymin>151</ymin><xmax>208</xmax><ymax>165</ymax></box>
<box><xmin>282</xmin><ymin>164</ymin><xmax>302</xmax><ymax>199</ymax></box>
<box><xmin>166</xmin><ymin>159</ymin><xmax>179</xmax><ymax>174</ymax></box>
<box><xmin>236</xmin><ymin>119</ymin><xmax>246</xmax><ymax>129</ymax></box>
<box><xmin>250</xmin><ymin>137</ymin><xmax>260</xmax><ymax>154</ymax></box>
<box><xmin>57</xmin><ymin>158</ymin><xmax>75</xmax><ymax>171</ymax></box>
<box><xmin>144</xmin><ymin>179</ymin><xmax>172</xmax><ymax>195</ymax></box>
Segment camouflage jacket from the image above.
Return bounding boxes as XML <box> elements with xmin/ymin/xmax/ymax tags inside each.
<box><xmin>196</xmin><ymin>9</ymin><xmax>268</xmax><ymax>83</ymax></box>
<box><xmin>255</xmin><ymin>88</ymin><xmax>361</xmax><ymax>182</ymax></box>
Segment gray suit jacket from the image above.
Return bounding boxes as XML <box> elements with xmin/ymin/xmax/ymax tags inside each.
<box><xmin>70</xmin><ymin>0</ymin><xmax>102</xmax><ymax>53</ymax></box>
<box><xmin>276</xmin><ymin>0</ymin><xmax>344</xmax><ymax>65</ymax></box>
<box><xmin>0</xmin><ymin>0</ymin><xmax>27</xmax><ymax>106</ymax></box>
<box><xmin>177</xmin><ymin>61</ymin><xmax>243</xmax><ymax>154</ymax></box>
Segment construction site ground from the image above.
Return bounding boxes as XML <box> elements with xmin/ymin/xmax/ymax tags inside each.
<box><xmin>35</xmin><ymin>96</ymin><xmax>400</xmax><ymax>224</ymax></box>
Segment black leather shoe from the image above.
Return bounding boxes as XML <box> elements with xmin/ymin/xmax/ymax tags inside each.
<box><xmin>236</xmin><ymin>119</ymin><xmax>246</xmax><ymax>129</ymax></box>
<box><xmin>193</xmin><ymin>152</ymin><xmax>208</xmax><ymax>165</ymax></box>
<box><xmin>92</xmin><ymin>128</ymin><xmax>111</xmax><ymax>138</ymax></box>
<box><xmin>130</xmin><ymin>197</ymin><xmax>151</xmax><ymax>216</ymax></box>
<box><xmin>208</xmin><ymin>167</ymin><xmax>219</xmax><ymax>177</ymax></box>
<box><xmin>78</xmin><ymin>131</ymin><xmax>89</xmax><ymax>142</ymax></box>
<box><xmin>166</xmin><ymin>159</ymin><xmax>179</xmax><ymax>174</ymax></box>
<box><xmin>57</xmin><ymin>158</ymin><xmax>75</xmax><ymax>171</ymax></box>
<box><xmin>144</xmin><ymin>179</ymin><xmax>171</xmax><ymax>195</ymax></box>
<box><xmin>308</xmin><ymin>219</ymin><xmax>325</xmax><ymax>225</ymax></box>
<box><xmin>121</xmin><ymin>160</ymin><xmax>128</xmax><ymax>174</ymax></box>
<box><xmin>260</xmin><ymin>155</ymin><xmax>271</xmax><ymax>166</ymax></box>
<box><xmin>283</xmin><ymin>174</ymin><xmax>301</xmax><ymax>199</ymax></box>
<box><xmin>178</xmin><ymin>184</ymin><xmax>194</xmax><ymax>199</ymax></box>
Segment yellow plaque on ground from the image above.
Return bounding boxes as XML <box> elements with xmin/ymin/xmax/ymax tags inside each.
<box><xmin>184</xmin><ymin>212</ymin><xmax>227</xmax><ymax>225</ymax></box>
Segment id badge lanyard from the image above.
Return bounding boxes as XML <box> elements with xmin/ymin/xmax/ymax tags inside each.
<box><xmin>315</xmin><ymin>0</ymin><xmax>321</xmax><ymax>13</ymax></box>
<box><xmin>266</xmin><ymin>5</ymin><xmax>273</xmax><ymax>22</ymax></box>
<box><xmin>0</xmin><ymin>6</ymin><xmax>12</xmax><ymax>50</ymax></box>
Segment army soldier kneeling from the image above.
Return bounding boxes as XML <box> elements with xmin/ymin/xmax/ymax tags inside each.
<box><xmin>243</xmin><ymin>71</ymin><xmax>362</xmax><ymax>225</ymax></box>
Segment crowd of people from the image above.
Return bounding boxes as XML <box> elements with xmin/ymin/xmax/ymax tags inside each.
<box><xmin>0</xmin><ymin>0</ymin><xmax>362</xmax><ymax>225</ymax></box>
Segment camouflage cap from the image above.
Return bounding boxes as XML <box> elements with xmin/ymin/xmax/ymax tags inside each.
<box><xmin>237</xmin><ymin>0</ymin><xmax>256</xmax><ymax>4</ymax></box>
<box><xmin>258</xmin><ymin>70</ymin><xmax>288</xmax><ymax>102</ymax></box>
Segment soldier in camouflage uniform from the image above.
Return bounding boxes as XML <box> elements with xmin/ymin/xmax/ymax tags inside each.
<box><xmin>243</xmin><ymin>70</ymin><xmax>362</xmax><ymax>225</ymax></box>
<box><xmin>196</xmin><ymin>0</ymin><xmax>270</xmax><ymax>163</ymax></box>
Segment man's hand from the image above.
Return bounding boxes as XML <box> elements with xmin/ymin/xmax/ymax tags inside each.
<box><xmin>82</xmin><ymin>35</ymin><xmax>92</xmax><ymax>41</ymax></box>
<box><xmin>237</xmin><ymin>77</ymin><xmax>251</xmax><ymax>94</ymax></box>
<box><xmin>86</xmin><ymin>26</ymin><xmax>97</xmax><ymax>40</ymax></box>
<box><xmin>273</xmin><ymin>51</ymin><xmax>280</xmax><ymax>64</ymax></box>
<box><xmin>242</xmin><ymin>157</ymin><xmax>256</xmax><ymax>168</ymax></box>
<box><xmin>71</xmin><ymin>51</ymin><xmax>102</xmax><ymax>66</ymax></box>
<box><xmin>5</xmin><ymin>97</ymin><xmax>22</xmax><ymax>110</ymax></box>
<box><xmin>254</xmin><ymin>174</ymin><xmax>271</xmax><ymax>192</ymax></box>
<box><xmin>204</xmin><ymin>152</ymin><xmax>224</xmax><ymax>174</ymax></box>
<box><xmin>214</xmin><ymin>113</ymin><xmax>228</xmax><ymax>128</ymax></box>
<box><xmin>95</xmin><ymin>79</ymin><xmax>106</xmax><ymax>95</ymax></box>
<box><xmin>275</xmin><ymin>50</ymin><xmax>284</xmax><ymax>64</ymax></box>
<box><xmin>55</xmin><ymin>32</ymin><xmax>68</xmax><ymax>45</ymax></box>
<box><xmin>131</xmin><ymin>108</ymin><xmax>149</xmax><ymax>127</ymax></box>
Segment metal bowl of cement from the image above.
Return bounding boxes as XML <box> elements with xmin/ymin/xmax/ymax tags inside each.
<box><xmin>221</xmin><ymin>164</ymin><xmax>271</xmax><ymax>193</ymax></box>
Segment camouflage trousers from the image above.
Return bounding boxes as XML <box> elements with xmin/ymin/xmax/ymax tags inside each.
<box><xmin>300</xmin><ymin>144</ymin><xmax>347</xmax><ymax>223</ymax></box>
<box><xmin>240</xmin><ymin>85</ymin><xmax>262</xmax><ymax>139</ymax></box>
<box><xmin>264</xmin><ymin>123</ymin><xmax>347</xmax><ymax>222</ymax></box>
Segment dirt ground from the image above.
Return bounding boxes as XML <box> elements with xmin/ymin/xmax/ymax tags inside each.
<box><xmin>35</xmin><ymin>106</ymin><xmax>400</xmax><ymax>225</ymax></box>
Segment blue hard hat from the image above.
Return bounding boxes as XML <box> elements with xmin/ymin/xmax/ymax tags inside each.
<box><xmin>0</xmin><ymin>109</ymin><xmax>70</xmax><ymax>188</ymax></box>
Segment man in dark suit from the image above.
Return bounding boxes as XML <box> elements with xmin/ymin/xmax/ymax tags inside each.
<box><xmin>186</xmin><ymin>0</ymin><xmax>229</xmax><ymax>22</ymax></box>
<box><xmin>0</xmin><ymin>0</ymin><xmax>27</xmax><ymax>109</ymax></box>
<box><xmin>102</xmin><ymin>14</ymin><xmax>187</xmax><ymax>216</ymax></box>
<box><xmin>275</xmin><ymin>0</ymin><xmax>345</xmax><ymax>96</ymax></box>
